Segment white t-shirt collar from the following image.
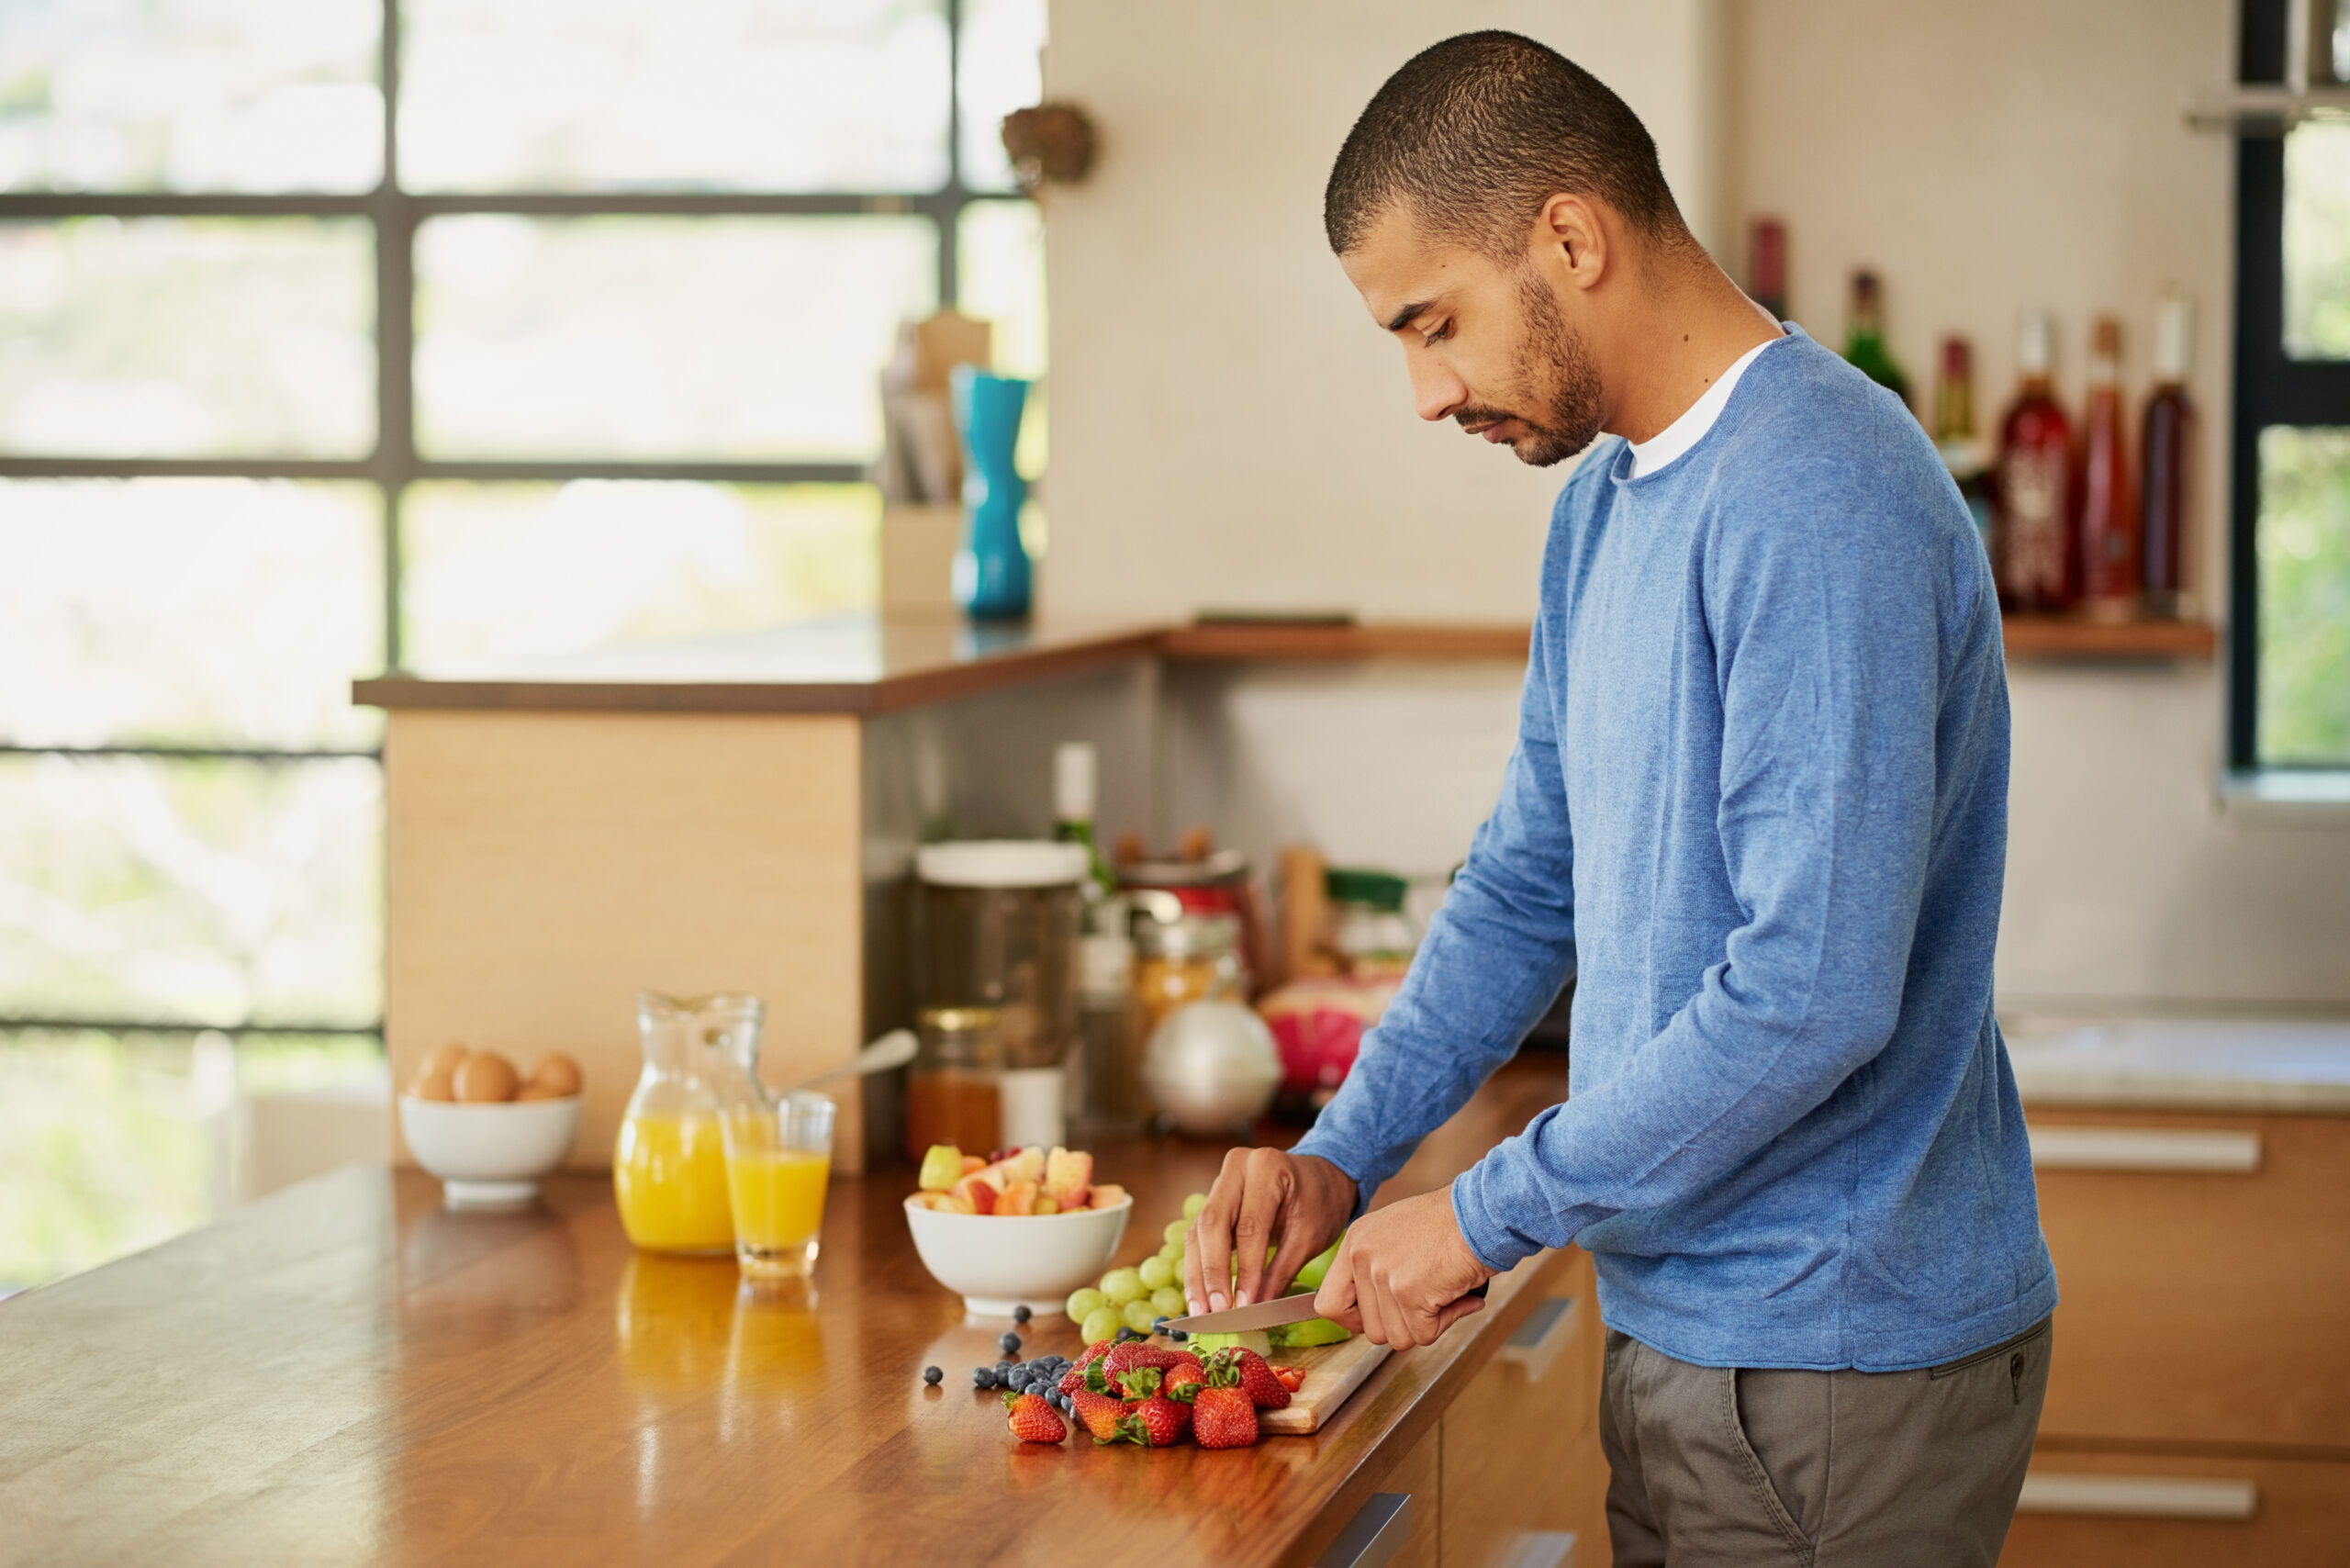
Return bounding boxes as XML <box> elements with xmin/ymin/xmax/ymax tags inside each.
<box><xmin>1625</xmin><ymin>332</ymin><xmax>1785</xmax><ymax>479</ymax></box>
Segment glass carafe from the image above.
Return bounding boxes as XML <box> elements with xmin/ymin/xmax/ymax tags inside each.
<box><xmin>614</xmin><ymin>991</ymin><xmax>767</xmax><ymax>1255</ymax></box>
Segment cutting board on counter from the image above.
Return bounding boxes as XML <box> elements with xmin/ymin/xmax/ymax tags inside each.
<box><xmin>1261</xmin><ymin>1335</ymin><xmax>1393</xmax><ymax>1434</ymax></box>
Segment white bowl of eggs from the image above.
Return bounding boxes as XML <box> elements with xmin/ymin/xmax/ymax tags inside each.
<box><xmin>397</xmin><ymin>1044</ymin><xmax>586</xmax><ymax>1208</ymax></box>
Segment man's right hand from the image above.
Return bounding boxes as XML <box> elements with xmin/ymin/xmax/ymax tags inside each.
<box><xmin>1182</xmin><ymin>1148</ymin><xmax>1358</xmax><ymax>1317</ymax></box>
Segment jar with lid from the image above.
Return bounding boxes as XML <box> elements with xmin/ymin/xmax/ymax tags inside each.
<box><xmin>1325</xmin><ymin>868</ymin><xmax>1419</xmax><ymax>979</ymax></box>
<box><xmin>1131</xmin><ymin>903</ymin><xmax>1246</xmax><ymax>1039</ymax></box>
<box><xmin>912</xmin><ymin>840</ymin><xmax>1085</xmax><ymax>1151</ymax></box>
<box><xmin>905</xmin><ymin>1006</ymin><xmax>1002</xmax><ymax>1160</ymax></box>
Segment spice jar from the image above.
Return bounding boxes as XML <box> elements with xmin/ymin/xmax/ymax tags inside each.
<box><xmin>905</xmin><ymin>1006</ymin><xmax>1002</xmax><ymax>1161</ymax></box>
<box><xmin>1132</xmin><ymin>908</ymin><xmax>1245</xmax><ymax>1039</ymax></box>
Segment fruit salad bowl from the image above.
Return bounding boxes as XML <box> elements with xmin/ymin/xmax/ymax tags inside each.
<box><xmin>902</xmin><ymin>1194</ymin><xmax>1132</xmax><ymax>1318</ymax></box>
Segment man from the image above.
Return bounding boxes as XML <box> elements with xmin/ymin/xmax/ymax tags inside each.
<box><xmin>1183</xmin><ymin>32</ymin><xmax>2054</xmax><ymax>1568</ymax></box>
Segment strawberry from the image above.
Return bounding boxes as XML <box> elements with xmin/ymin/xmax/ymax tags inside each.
<box><xmin>1190</xmin><ymin>1385</ymin><xmax>1259</xmax><ymax>1449</ymax></box>
<box><xmin>1218</xmin><ymin>1348</ymin><xmax>1292</xmax><ymax>1410</ymax></box>
<box><xmin>1115</xmin><ymin>1394</ymin><xmax>1188</xmax><ymax>1448</ymax></box>
<box><xmin>1061</xmin><ymin>1338</ymin><xmax>1118</xmax><ymax>1395</ymax></box>
<box><xmin>1273</xmin><ymin>1365</ymin><xmax>1306</xmax><ymax>1393</ymax></box>
<box><xmin>1103</xmin><ymin>1341</ymin><xmax>1180</xmax><ymax>1380</ymax></box>
<box><xmin>1002</xmin><ymin>1390</ymin><xmax>1066</xmax><ymax>1444</ymax></box>
<box><xmin>1163</xmin><ymin>1359</ymin><xmax>1206</xmax><ymax>1402</ymax></box>
<box><xmin>1069</xmin><ymin>1388</ymin><xmax>1131</xmax><ymax>1444</ymax></box>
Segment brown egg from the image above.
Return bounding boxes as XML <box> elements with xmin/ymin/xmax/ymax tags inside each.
<box><xmin>524</xmin><ymin>1052</ymin><xmax>583</xmax><ymax>1098</ymax></box>
<box><xmin>453</xmin><ymin>1050</ymin><xmax>520</xmax><ymax>1103</ymax></box>
<box><xmin>423</xmin><ymin>1041</ymin><xmax>472</xmax><ymax>1079</ymax></box>
<box><xmin>515</xmin><ymin>1081</ymin><xmax>568</xmax><ymax>1102</ymax></box>
<box><xmin>409</xmin><ymin>1064</ymin><xmax>457</xmax><ymax>1102</ymax></box>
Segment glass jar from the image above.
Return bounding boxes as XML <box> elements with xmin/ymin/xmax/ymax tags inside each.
<box><xmin>1326</xmin><ymin>868</ymin><xmax>1418</xmax><ymax>980</ymax></box>
<box><xmin>614</xmin><ymin>991</ymin><xmax>767</xmax><ymax>1255</ymax></box>
<box><xmin>905</xmin><ymin>1006</ymin><xmax>1003</xmax><ymax>1160</ymax></box>
<box><xmin>1069</xmin><ymin>916</ymin><xmax>1147</xmax><ymax>1138</ymax></box>
<box><xmin>1132</xmin><ymin>908</ymin><xmax>1245</xmax><ymax>1039</ymax></box>
<box><xmin>912</xmin><ymin>841</ymin><xmax>1085</xmax><ymax>1150</ymax></box>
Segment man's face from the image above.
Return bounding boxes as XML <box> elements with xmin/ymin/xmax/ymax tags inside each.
<box><xmin>1339</xmin><ymin>206</ymin><xmax>1604</xmax><ymax>468</ymax></box>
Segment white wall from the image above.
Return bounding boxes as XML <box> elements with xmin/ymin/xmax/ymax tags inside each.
<box><xmin>1039</xmin><ymin>0</ymin><xmax>1721</xmax><ymax>623</ymax></box>
<box><xmin>1041</xmin><ymin>0</ymin><xmax>2350</xmax><ymax>1009</ymax></box>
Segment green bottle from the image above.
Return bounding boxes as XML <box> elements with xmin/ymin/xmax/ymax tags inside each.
<box><xmin>1842</xmin><ymin>269</ymin><xmax>1912</xmax><ymax>412</ymax></box>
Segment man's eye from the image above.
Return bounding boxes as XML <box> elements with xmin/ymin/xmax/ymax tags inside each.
<box><xmin>1421</xmin><ymin>322</ymin><xmax>1451</xmax><ymax>346</ymax></box>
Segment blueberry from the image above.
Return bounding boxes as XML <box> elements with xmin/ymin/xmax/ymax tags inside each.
<box><xmin>1152</xmin><ymin>1316</ymin><xmax>1169</xmax><ymax>1332</ymax></box>
<box><xmin>972</xmin><ymin>1366</ymin><xmax>996</xmax><ymax>1389</ymax></box>
<box><xmin>1114</xmin><ymin>1326</ymin><xmax>1136</xmax><ymax>1342</ymax></box>
<box><xmin>1169</xmin><ymin>1329</ymin><xmax>1188</xmax><ymax>1342</ymax></box>
<box><xmin>995</xmin><ymin>1359</ymin><xmax>1014</xmax><ymax>1372</ymax></box>
<box><xmin>923</xmin><ymin>1365</ymin><xmax>943</xmax><ymax>1386</ymax></box>
<box><xmin>1013</xmin><ymin>1305</ymin><xmax>1033</xmax><ymax>1325</ymax></box>
<box><xmin>999</xmin><ymin>1332</ymin><xmax>1022</xmax><ymax>1355</ymax></box>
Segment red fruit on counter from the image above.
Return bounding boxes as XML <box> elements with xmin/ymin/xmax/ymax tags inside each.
<box><xmin>1002</xmin><ymin>1391</ymin><xmax>1066</xmax><ymax>1444</ymax></box>
<box><xmin>1103</xmin><ymin>1342</ymin><xmax>1179</xmax><ymax>1379</ymax></box>
<box><xmin>1069</xmin><ymin>1388</ymin><xmax>1131</xmax><ymax>1445</ymax></box>
<box><xmin>1191</xmin><ymin>1386</ymin><xmax>1259</xmax><ymax>1449</ymax></box>
<box><xmin>1213</xmin><ymin>1348</ymin><xmax>1292</xmax><ymax>1410</ymax></box>
<box><xmin>1273</xmin><ymin>1365</ymin><xmax>1305</xmax><ymax>1394</ymax></box>
<box><xmin>1115</xmin><ymin>1394</ymin><xmax>1188</xmax><ymax>1448</ymax></box>
<box><xmin>1163</xmin><ymin>1359</ymin><xmax>1206</xmax><ymax>1401</ymax></box>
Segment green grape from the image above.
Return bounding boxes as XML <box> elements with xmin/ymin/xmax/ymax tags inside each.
<box><xmin>1149</xmin><ymin>1285</ymin><xmax>1186</xmax><ymax>1317</ymax></box>
<box><xmin>1102</xmin><ymin>1267</ymin><xmax>1147</xmax><ymax>1305</ymax></box>
<box><xmin>1080</xmin><ymin>1305</ymin><xmax>1125</xmax><ymax>1344</ymax></box>
<box><xmin>1065</xmin><ymin>1286</ymin><xmax>1109</xmax><ymax>1322</ymax></box>
<box><xmin>1157</xmin><ymin>1241</ymin><xmax>1183</xmax><ymax>1266</ymax></box>
<box><xmin>1122</xmin><ymin>1297</ymin><xmax>1160</xmax><ymax>1332</ymax></box>
<box><xmin>1162</xmin><ymin>1219</ymin><xmax>1189</xmax><ymax>1246</ymax></box>
<box><xmin>1181</xmin><ymin>1192</ymin><xmax>1208</xmax><ymax>1219</ymax></box>
<box><xmin>1137</xmin><ymin>1255</ymin><xmax>1176</xmax><ymax>1292</ymax></box>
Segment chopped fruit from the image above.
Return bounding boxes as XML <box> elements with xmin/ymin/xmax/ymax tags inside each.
<box><xmin>960</xmin><ymin>1154</ymin><xmax>987</xmax><ymax>1175</ymax></box>
<box><xmin>1148</xmin><ymin>1286</ymin><xmax>1186</xmax><ymax>1317</ymax></box>
<box><xmin>996</xmin><ymin>1180</ymin><xmax>1039</xmax><ymax>1216</ymax></box>
<box><xmin>1273</xmin><ymin>1366</ymin><xmax>1306</xmax><ymax>1393</ymax></box>
<box><xmin>988</xmin><ymin>1147</ymin><xmax>1047</xmax><ymax>1188</ymax></box>
<box><xmin>1034</xmin><ymin>1197</ymin><xmax>1058</xmax><ymax>1215</ymax></box>
<box><xmin>917</xmin><ymin>1144</ymin><xmax>965</xmax><ymax>1192</ymax></box>
<box><xmin>1101</xmin><ymin>1268</ymin><xmax>1147</xmax><ymax>1306</ymax></box>
<box><xmin>1088</xmin><ymin>1183</ymin><xmax>1128</xmax><ymax>1210</ymax></box>
<box><xmin>1080</xmin><ymin>1305</ymin><xmax>1124</xmax><ymax>1344</ymax></box>
<box><xmin>1002</xmin><ymin>1391</ymin><xmax>1066</xmax><ymax>1444</ymax></box>
<box><xmin>922</xmin><ymin>1365</ymin><xmax>943</xmax><ymax>1386</ymax></box>
<box><xmin>1121</xmin><ymin>1298</ymin><xmax>1159</xmax><ymax>1333</ymax></box>
<box><xmin>1069</xmin><ymin>1388</ymin><xmax>1130</xmax><ymax>1444</ymax></box>
<box><xmin>1191</xmin><ymin>1385</ymin><xmax>1259</xmax><ymax>1449</ymax></box>
<box><xmin>1043</xmin><ymin>1147</ymin><xmax>1093</xmax><ymax>1211</ymax></box>
<box><xmin>906</xmin><ymin>1193</ymin><xmax>956</xmax><ymax>1213</ymax></box>
<box><xmin>1137</xmin><ymin>1254</ymin><xmax>1177</xmax><ymax>1292</ymax></box>
<box><xmin>1181</xmin><ymin>1192</ymin><xmax>1208</xmax><ymax>1219</ymax></box>
<box><xmin>1116</xmin><ymin>1391</ymin><xmax>1187</xmax><ymax>1448</ymax></box>
<box><xmin>948</xmin><ymin>1172</ymin><xmax>1000</xmax><ymax>1215</ymax></box>
<box><xmin>1066</xmin><ymin>1287</ymin><xmax>1109</xmax><ymax>1323</ymax></box>
<box><xmin>1188</xmin><ymin>1328</ymin><xmax>1273</xmax><ymax>1359</ymax></box>
<box><xmin>1214</xmin><ymin>1348</ymin><xmax>1292</xmax><ymax>1410</ymax></box>
<box><xmin>1268</xmin><ymin>1316</ymin><xmax>1351</xmax><ymax>1350</ymax></box>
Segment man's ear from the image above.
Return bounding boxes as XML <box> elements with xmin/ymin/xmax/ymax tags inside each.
<box><xmin>1534</xmin><ymin>194</ymin><xmax>1607</xmax><ymax>294</ymax></box>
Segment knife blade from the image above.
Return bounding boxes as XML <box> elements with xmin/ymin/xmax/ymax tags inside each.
<box><xmin>1160</xmin><ymin>1281</ymin><xmax>1488</xmax><ymax>1337</ymax></box>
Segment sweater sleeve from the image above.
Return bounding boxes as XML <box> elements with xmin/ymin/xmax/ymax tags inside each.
<box><xmin>1289</xmin><ymin>618</ymin><xmax>1579</xmax><ymax>1215</ymax></box>
<box><xmin>1449</xmin><ymin>459</ymin><xmax>1950</xmax><ymax>1271</ymax></box>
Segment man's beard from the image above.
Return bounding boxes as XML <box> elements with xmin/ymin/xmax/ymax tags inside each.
<box><xmin>1453</xmin><ymin>267</ymin><xmax>1605</xmax><ymax>467</ymax></box>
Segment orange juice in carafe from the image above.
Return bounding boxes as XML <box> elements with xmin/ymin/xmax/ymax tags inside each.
<box><xmin>616</xmin><ymin>991</ymin><xmax>766</xmax><ymax>1255</ymax></box>
<box><xmin>614</xmin><ymin>1110</ymin><xmax>734</xmax><ymax>1253</ymax></box>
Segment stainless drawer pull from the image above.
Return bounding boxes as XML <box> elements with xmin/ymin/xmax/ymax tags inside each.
<box><xmin>2016</xmin><ymin>1473</ymin><xmax>2257</xmax><ymax>1519</ymax></box>
<box><xmin>1315</xmin><ymin>1492</ymin><xmax>1412</xmax><ymax>1568</ymax></box>
<box><xmin>1501</xmin><ymin>1294</ymin><xmax>1579</xmax><ymax>1383</ymax></box>
<box><xmin>2027</xmin><ymin>1126</ymin><xmax>2261</xmax><ymax>1172</ymax></box>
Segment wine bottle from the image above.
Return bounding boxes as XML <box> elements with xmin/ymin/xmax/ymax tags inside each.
<box><xmin>1052</xmin><ymin>741</ymin><xmax>1118</xmax><ymax>903</ymax></box>
<box><xmin>1994</xmin><ymin>310</ymin><xmax>2077</xmax><ymax>613</ymax></box>
<box><xmin>1842</xmin><ymin>270</ymin><xmax>1911</xmax><ymax>411</ymax></box>
<box><xmin>1933</xmin><ymin>335</ymin><xmax>1994</xmax><ymax>554</ymax></box>
<box><xmin>1750</xmin><ymin>217</ymin><xmax>1787</xmax><ymax>321</ymax></box>
<box><xmin>2076</xmin><ymin>315</ymin><xmax>2140</xmax><ymax>622</ymax></box>
<box><xmin>2140</xmin><ymin>291</ymin><xmax>2195</xmax><ymax>618</ymax></box>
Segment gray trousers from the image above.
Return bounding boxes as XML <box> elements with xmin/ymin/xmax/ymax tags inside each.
<box><xmin>1599</xmin><ymin>1317</ymin><xmax>2052</xmax><ymax>1568</ymax></box>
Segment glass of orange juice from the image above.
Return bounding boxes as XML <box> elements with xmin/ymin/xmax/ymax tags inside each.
<box><xmin>721</xmin><ymin>1092</ymin><xmax>835</xmax><ymax>1280</ymax></box>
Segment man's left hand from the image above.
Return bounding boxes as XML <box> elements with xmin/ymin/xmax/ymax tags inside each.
<box><xmin>1313</xmin><ymin>1184</ymin><xmax>1494</xmax><ymax>1348</ymax></box>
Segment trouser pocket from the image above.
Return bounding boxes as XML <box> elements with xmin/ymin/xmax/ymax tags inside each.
<box><xmin>1722</xmin><ymin>1366</ymin><xmax>1818</xmax><ymax>1563</ymax></box>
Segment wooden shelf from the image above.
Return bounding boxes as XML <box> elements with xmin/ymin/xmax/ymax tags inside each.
<box><xmin>1158</xmin><ymin>620</ymin><xmax>1530</xmax><ymax>662</ymax></box>
<box><xmin>2001</xmin><ymin>615</ymin><xmax>2218</xmax><ymax>661</ymax></box>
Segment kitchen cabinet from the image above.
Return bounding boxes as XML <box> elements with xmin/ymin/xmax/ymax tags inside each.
<box><xmin>1998</xmin><ymin>1450</ymin><xmax>2350</xmax><ymax>1567</ymax></box>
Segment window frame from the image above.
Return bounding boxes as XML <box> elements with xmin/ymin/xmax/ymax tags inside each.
<box><xmin>0</xmin><ymin>0</ymin><xmax>1010</xmax><ymax>1038</ymax></box>
<box><xmin>2231</xmin><ymin>0</ymin><xmax>2350</xmax><ymax>773</ymax></box>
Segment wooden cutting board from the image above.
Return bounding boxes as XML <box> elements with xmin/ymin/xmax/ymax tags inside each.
<box><xmin>1260</xmin><ymin>1334</ymin><xmax>1393</xmax><ymax>1434</ymax></box>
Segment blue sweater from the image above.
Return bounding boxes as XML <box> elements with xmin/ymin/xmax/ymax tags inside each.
<box><xmin>1293</xmin><ymin>330</ymin><xmax>2055</xmax><ymax>1372</ymax></box>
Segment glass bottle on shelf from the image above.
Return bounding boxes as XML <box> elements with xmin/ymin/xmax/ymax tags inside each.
<box><xmin>1841</xmin><ymin>270</ymin><xmax>1911</xmax><ymax>411</ymax></box>
<box><xmin>1933</xmin><ymin>335</ymin><xmax>1995</xmax><ymax>555</ymax></box>
<box><xmin>2076</xmin><ymin>314</ymin><xmax>2141</xmax><ymax>622</ymax></box>
<box><xmin>2140</xmin><ymin>291</ymin><xmax>2195</xmax><ymax>619</ymax></box>
<box><xmin>1052</xmin><ymin>741</ymin><xmax>1118</xmax><ymax>905</ymax></box>
<box><xmin>1995</xmin><ymin>309</ymin><xmax>2077</xmax><ymax>614</ymax></box>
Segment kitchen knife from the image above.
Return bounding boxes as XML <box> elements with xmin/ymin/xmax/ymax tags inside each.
<box><xmin>1160</xmin><ymin>1281</ymin><xmax>1487</xmax><ymax>1336</ymax></box>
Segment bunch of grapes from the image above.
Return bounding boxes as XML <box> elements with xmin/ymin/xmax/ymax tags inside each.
<box><xmin>1063</xmin><ymin>1191</ymin><xmax>1209</xmax><ymax>1344</ymax></box>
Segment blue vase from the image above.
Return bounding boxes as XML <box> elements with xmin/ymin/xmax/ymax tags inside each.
<box><xmin>949</xmin><ymin>367</ymin><xmax>1032</xmax><ymax>622</ymax></box>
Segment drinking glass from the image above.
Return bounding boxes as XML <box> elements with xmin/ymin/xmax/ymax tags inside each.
<box><xmin>720</xmin><ymin>1092</ymin><xmax>835</xmax><ymax>1280</ymax></box>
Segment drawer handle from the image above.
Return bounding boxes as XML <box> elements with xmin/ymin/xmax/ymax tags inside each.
<box><xmin>2017</xmin><ymin>1473</ymin><xmax>2257</xmax><ymax>1519</ymax></box>
<box><xmin>1314</xmin><ymin>1492</ymin><xmax>1412</xmax><ymax>1568</ymax></box>
<box><xmin>2027</xmin><ymin>1126</ymin><xmax>2261</xmax><ymax>1172</ymax></box>
<box><xmin>1500</xmin><ymin>1294</ymin><xmax>1579</xmax><ymax>1383</ymax></box>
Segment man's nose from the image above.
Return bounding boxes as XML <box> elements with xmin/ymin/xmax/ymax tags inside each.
<box><xmin>1408</xmin><ymin>353</ymin><xmax>1467</xmax><ymax>423</ymax></box>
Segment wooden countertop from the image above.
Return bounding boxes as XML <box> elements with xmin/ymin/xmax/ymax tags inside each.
<box><xmin>0</xmin><ymin>1058</ymin><xmax>1577</xmax><ymax>1567</ymax></box>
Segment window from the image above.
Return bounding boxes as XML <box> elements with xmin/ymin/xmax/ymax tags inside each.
<box><xmin>0</xmin><ymin>0</ymin><xmax>1043</xmax><ymax>1289</ymax></box>
<box><xmin>2232</xmin><ymin>0</ymin><xmax>2350</xmax><ymax>771</ymax></box>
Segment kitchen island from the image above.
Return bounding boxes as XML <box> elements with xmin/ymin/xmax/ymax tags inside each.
<box><xmin>0</xmin><ymin>1057</ymin><xmax>1603</xmax><ymax>1567</ymax></box>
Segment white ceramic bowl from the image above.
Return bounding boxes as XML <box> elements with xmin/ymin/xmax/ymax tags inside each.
<box><xmin>902</xmin><ymin>1195</ymin><xmax>1132</xmax><ymax>1318</ymax></box>
<box><xmin>398</xmin><ymin>1094</ymin><xmax>583</xmax><ymax>1207</ymax></box>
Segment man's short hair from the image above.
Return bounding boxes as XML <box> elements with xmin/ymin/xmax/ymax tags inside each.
<box><xmin>1325</xmin><ymin>31</ymin><xmax>1686</xmax><ymax>262</ymax></box>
